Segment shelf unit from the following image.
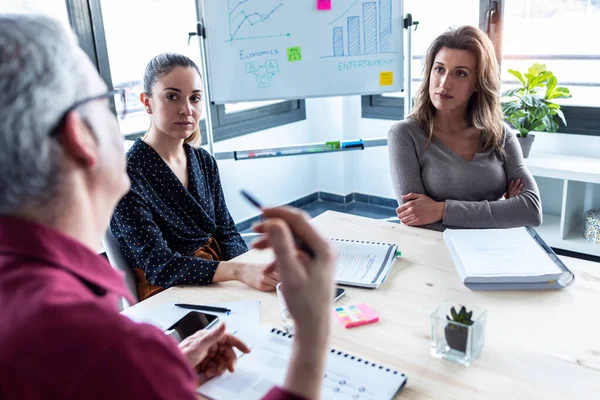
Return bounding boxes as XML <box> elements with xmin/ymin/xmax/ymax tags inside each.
<box><xmin>526</xmin><ymin>152</ymin><xmax>600</xmax><ymax>257</ymax></box>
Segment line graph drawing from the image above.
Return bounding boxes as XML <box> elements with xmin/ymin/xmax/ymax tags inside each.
<box><xmin>328</xmin><ymin>0</ymin><xmax>360</xmax><ymax>26</ymax></box>
<box><xmin>226</xmin><ymin>0</ymin><xmax>290</xmax><ymax>43</ymax></box>
<box><xmin>322</xmin><ymin>0</ymin><xmax>396</xmax><ymax>58</ymax></box>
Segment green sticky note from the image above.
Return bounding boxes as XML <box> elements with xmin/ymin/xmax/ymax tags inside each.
<box><xmin>287</xmin><ymin>46</ymin><xmax>302</xmax><ymax>62</ymax></box>
<box><xmin>326</xmin><ymin>141</ymin><xmax>341</xmax><ymax>150</ymax></box>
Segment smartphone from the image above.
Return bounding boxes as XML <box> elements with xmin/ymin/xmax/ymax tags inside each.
<box><xmin>165</xmin><ymin>311</ymin><xmax>219</xmax><ymax>343</ymax></box>
<box><xmin>334</xmin><ymin>287</ymin><xmax>346</xmax><ymax>302</ymax></box>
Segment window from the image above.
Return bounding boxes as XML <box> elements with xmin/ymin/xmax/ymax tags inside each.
<box><xmin>66</xmin><ymin>0</ymin><xmax>305</xmax><ymax>142</ymax></box>
<box><xmin>99</xmin><ymin>0</ymin><xmax>206</xmax><ymax>137</ymax></box>
<box><xmin>362</xmin><ymin>0</ymin><xmax>482</xmax><ymax>119</ymax></box>
<box><xmin>3</xmin><ymin>0</ymin><xmax>70</xmax><ymax>23</ymax></box>
<box><xmin>225</xmin><ymin>101</ymin><xmax>284</xmax><ymax>114</ymax></box>
<box><xmin>502</xmin><ymin>0</ymin><xmax>600</xmax><ymax>135</ymax></box>
<box><xmin>362</xmin><ymin>0</ymin><xmax>600</xmax><ymax>136</ymax></box>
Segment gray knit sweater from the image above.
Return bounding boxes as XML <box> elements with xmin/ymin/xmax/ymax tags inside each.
<box><xmin>387</xmin><ymin>118</ymin><xmax>542</xmax><ymax>231</ymax></box>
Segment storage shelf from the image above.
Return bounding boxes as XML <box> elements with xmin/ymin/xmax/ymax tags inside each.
<box><xmin>535</xmin><ymin>214</ymin><xmax>562</xmax><ymax>244</ymax></box>
<box><xmin>564</xmin><ymin>221</ymin><xmax>600</xmax><ymax>257</ymax></box>
<box><xmin>536</xmin><ymin>214</ymin><xmax>600</xmax><ymax>257</ymax></box>
<box><xmin>526</xmin><ymin>152</ymin><xmax>600</xmax><ymax>184</ymax></box>
<box><xmin>525</xmin><ymin>151</ymin><xmax>600</xmax><ymax>258</ymax></box>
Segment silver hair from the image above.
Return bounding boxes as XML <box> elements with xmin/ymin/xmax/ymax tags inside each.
<box><xmin>0</xmin><ymin>14</ymin><xmax>94</xmax><ymax>215</ymax></box>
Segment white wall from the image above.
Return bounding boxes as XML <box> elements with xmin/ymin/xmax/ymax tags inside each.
<box><xmin>217</xmin><ymin>96</ymin><xmax>353</xmax><ymax>223</ymax></box>
<box><xmin>217</xmin><ymin>95</ymin><xmax>600</xmax><ymax>223</ymax></box>
<box><xmin>341</xmin><ymin>96</ymin><xmax>397</xmax><ymax>200</ymax></box>
<box><xmin>214</xmin><ymin>115</ymin><xmax>315</xmax><ymax>223</ymax></box>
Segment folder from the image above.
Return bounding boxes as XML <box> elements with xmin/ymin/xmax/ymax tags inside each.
<box><xmin>444</xmin><ymin>227</ymin><xmax>575</xmax><ymax>291</ymax></box>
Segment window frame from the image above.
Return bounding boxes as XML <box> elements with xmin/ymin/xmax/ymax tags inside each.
<box><xmin>65</xmin><ymin>0</ymin><xmax>306</xmax><ymax>143</ymax></box>
<box><xmin>361</xmin><ymin>0</ymin><xmax>600</xmax><ymax>136</ymax></box>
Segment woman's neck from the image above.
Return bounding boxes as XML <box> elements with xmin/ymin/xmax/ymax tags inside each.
<box><xmin>143</xmin><ymin>126</ymin><xmax>186</xmax><ymax>163</ymax></box>
<box><xmin>433</xmin><ymin>109</ymin><xmax>470</xmax><ymax>134</ymax></box>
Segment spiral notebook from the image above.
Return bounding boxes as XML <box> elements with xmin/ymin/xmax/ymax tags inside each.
<box><xmin>197</xmin><ymin>327</ymin><xmax>407</xmax><ymax>400</ymax></box>
<box><xmin>329</xmin><ymin>238</ymin><xmax>399</xmax><ymax>288</ymax></box>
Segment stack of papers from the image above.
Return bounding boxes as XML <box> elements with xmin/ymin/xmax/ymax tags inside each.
<box><xmin>443</xmin><ymin>227</ymin><xmax>565</xmax><ymax>286</ymax></box>
<box><xmin>330</xmin><ymin>238</ymin><xmax>398</xmax><ymax>289</ymax></box>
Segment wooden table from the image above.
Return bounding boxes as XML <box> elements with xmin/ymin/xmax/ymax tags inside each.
<box><xmin>126</xmin><ymin>211</ymin><xmax>600</xmax><ymax>399</ymax></box>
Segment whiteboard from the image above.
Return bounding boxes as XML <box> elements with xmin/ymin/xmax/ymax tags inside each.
<box><xmin>200</xmin><ymin>0</ymin><xmax>404</xmax><ymax>103</ymax></box>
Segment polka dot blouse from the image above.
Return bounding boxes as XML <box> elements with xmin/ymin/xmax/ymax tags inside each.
<box><xmin>110</xmin><ymin>139</ymin><xmax>248</xmax><ymax>288</ymax></box>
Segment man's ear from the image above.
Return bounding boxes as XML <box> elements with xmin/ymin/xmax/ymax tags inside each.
<box><xmin>60</xmin><ymin>111</ymin><xmax>97</xmax><ymax>168</ymax></box>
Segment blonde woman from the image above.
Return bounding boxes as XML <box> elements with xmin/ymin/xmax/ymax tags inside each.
<box><xmin>388</xmin><ymin>26</ymin><xmax>542</xmax><ymax>231</ymax></box>
<box><xmin>111</xmin><ymin>53</ymin><xmax>279</xmax><ymax>300</ymax></box>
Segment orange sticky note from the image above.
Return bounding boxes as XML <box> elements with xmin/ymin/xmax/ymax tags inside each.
<box><xmin>317</xmin><ymin>0</ymin><xmax>331</xmax><ymax>10</ymax></box>
<box><xmin>380</xmin><ymin>71</ymin><xmax>393</xmax><ymax>86</ymax></box>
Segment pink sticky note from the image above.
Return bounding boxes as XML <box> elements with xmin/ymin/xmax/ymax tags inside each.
<box><xmin>317</xmin><ymin>0</ymin><xmax>331</xmax><ymax>10</ymax></box>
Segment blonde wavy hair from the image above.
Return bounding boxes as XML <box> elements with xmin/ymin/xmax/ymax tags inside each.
<box><xmin>410</xmin><ymin>26</ymin><xmax>505</xmax><ymax>153</ymax></box>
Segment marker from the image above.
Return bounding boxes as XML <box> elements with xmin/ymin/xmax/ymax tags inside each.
<box><xmin>240</xmin><ymin>189</ymin><xmax>316</xmax><ymax>259</ymax></box>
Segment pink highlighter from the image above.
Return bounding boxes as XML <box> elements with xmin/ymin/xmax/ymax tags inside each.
<box><xmin>333</xmin><ymin>303</ymin><xmax>379</xmax><ymax>328</ymax></box>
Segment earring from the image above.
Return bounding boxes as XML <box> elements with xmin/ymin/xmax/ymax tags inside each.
<box><xmin>147</xmin><ymin>107</ymin><xmax>152</xmax><ymax>113</ymax></box>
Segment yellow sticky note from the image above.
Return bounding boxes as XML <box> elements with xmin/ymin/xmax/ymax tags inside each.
<box><xmin>287</xmin><ymin>46</ymin><xmax>302</xmax><ymax>62</ymax></box>
<box><xmin>380</xmin><ymin>71</ymin><xmax>393</xmax><ymax>86</ymax></box>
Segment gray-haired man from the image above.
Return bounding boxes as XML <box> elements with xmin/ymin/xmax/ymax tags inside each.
<box><xmin>0</xmin><ymin>13</ymin><xmax>335</xmax><ymax>400</ymax></box>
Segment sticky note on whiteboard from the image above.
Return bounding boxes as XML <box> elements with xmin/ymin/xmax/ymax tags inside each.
<box><xmin>317</xmin><ymin>0</ymin><xmax>332</xmax><ymax>10</ymax></box>
<box><xmin>380</xmin><ymin>71</ymin><xmax>393</xmax><ymax>86</ymax></box>
<box><xmin>287</xmin><ymin>46</ymin><xmax>302</xmax><ymax>62</ymax></box>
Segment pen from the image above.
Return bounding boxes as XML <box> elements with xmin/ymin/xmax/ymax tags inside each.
<box><xmin>240</xmin><ymin>189</ymin><xmax>316</xmax><ymax>259</ymax></box>
<box><xmin>175</xmin><ymin>304</ymin><xmax>231</xmax><ymax>313</ymax></box>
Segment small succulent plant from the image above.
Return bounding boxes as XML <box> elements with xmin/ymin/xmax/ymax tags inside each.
<box><xmin>446</xmin><ymin>306</ymin><xmax>474</xmax><ymax>326</ymax></box>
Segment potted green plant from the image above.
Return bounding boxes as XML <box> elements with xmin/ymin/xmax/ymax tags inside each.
<box><xmin>501</xmin><ymin>63</ymin><xmax>572</xmax><ymax>158</ymax></box>
<box><xmin>431</xmin><ymin>301</ymin><xmax>487</xmax><ymax>366</ymax></box>
<box><xmin>444</xmin><ymin>306</ymin><xmax>473</xmax><ymax>353</ymax></box>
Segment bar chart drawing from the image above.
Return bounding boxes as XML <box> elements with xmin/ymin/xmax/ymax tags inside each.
<box><xmin>333</xmin><ymin>27</ymin><xmax>344</xmax><ymax>56</ymax></box>
<box><xmin>363</xmin><ymin>2</ymin><xmax>377</xmax><ymax>54</ymax></box>
<box><xmin>379</xmin><ymin>0</ymin><xmax>392</xmax><ymax>52</ymax></box>
<box><xmin>347</xmin><ymin>16</ymin><xmax>361</xmax><ymax>56</ymax></box>
<box><xmin>323</xmin><ymin>0</ymin><xmax>396</xmax><ymax>58</ymax></box>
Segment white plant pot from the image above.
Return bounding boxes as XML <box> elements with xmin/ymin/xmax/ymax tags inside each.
<box><xmin>517</xmin><ymin>133</ymin><xmax>535</xmax><ymax>158</ymax></box>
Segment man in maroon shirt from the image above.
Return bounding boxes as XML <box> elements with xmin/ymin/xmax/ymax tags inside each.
<box><xmin>0</xmin><ymin>14</ymin><xmax>335</xmax><ymax>400</ymax></box>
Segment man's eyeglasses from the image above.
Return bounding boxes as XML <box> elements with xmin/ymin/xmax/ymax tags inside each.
<box><xmin>50</xmin><ymin>88</ymin><xmax>127</xmax><ymax>137</ymax></box>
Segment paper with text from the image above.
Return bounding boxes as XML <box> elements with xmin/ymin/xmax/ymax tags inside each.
<box><xmin>330</xmin><ymin>239</ymin><xmax>397</xmax><ymax>288</ymax></box>
<box><xmin>197</xmin><ymin>328</ymin><xmax>406</xmax><ymax>400</ymax></box>
<box><xmin>444</xmin><ymin>227</ymin><xmax>563</xmax><ymax>283</ymax></box>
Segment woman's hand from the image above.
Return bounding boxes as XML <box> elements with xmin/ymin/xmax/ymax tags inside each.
<box><xmin>213</xmin><ymin>261</ymin><xmax>280</xmax><ymax>291</ymax></box>
<box><xmin>237</xmin><ymin>262</ymin><xmax>281</xmax><ymax>291</ymax></box>
<box><xmin>397</xmin><ymin>193</ymin><xmax>445</xmax><ymax>226</ymax></box>
<box><xmin>504</xmin><ymin>178</ymin><xmax>524</xmax><ymax>199</ymax></box>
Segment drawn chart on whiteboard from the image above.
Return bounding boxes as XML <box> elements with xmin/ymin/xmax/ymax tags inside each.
<box><xmin>201</xmin><ymin>0</ymin><xmax>404</xmax><ymax>103</ymax></box>
<box><xmin>323</xmin><ymin>0</ymin><xmax>397</xmax><ymax>58</ymax></box>
<box><xmin>226</xmin><ymin>0</ymin><xmax>291</xmax><ymax>43</ymax></box>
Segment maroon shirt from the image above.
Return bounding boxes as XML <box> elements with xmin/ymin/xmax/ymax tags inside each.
<box><xmin>0</xmin><ymin>216</ymin><xmax>304</xmax><ymax>400</ymax></box>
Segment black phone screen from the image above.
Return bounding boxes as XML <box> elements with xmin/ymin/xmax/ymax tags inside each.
<box><xmin>166</xmin><ymin>311</ymin><xmax>219</xmax><ymax>342</ymax></box>
<box><xmin>334</xmin><ymin>287</ymin><xmax>346</xmax><ymax>301</ymax></box>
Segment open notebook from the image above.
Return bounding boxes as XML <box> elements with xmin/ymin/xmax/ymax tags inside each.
<box><xmin>329</xmin><ymin>238</ymin><xmax>398</xmax><ymax>289</ymax></box>
<box><xmin>197</xmin><ymin>327</ymin><xmax>407</xmax><ymax>400</ymax></box>
<box><xmin>444</xmin><ymin>227</ymin><xmax>575</xmax><ymax>290</ymax></box>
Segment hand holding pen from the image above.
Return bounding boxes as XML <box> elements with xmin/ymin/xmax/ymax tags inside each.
<box><xmin>240</xmin><ymin>190</ymin><xmax>316</xmax><ymax>258</ymax></box>
<box><xmin>247</xmin><ymin>205</ymin><xmax>336</xmax><ymax>399</ymax></box>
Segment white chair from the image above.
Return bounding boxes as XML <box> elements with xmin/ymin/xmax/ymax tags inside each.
<box><xmin>103</xmin><ymin>229</ymin><xmax>139</xmax><ymax>309</ymax></box>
